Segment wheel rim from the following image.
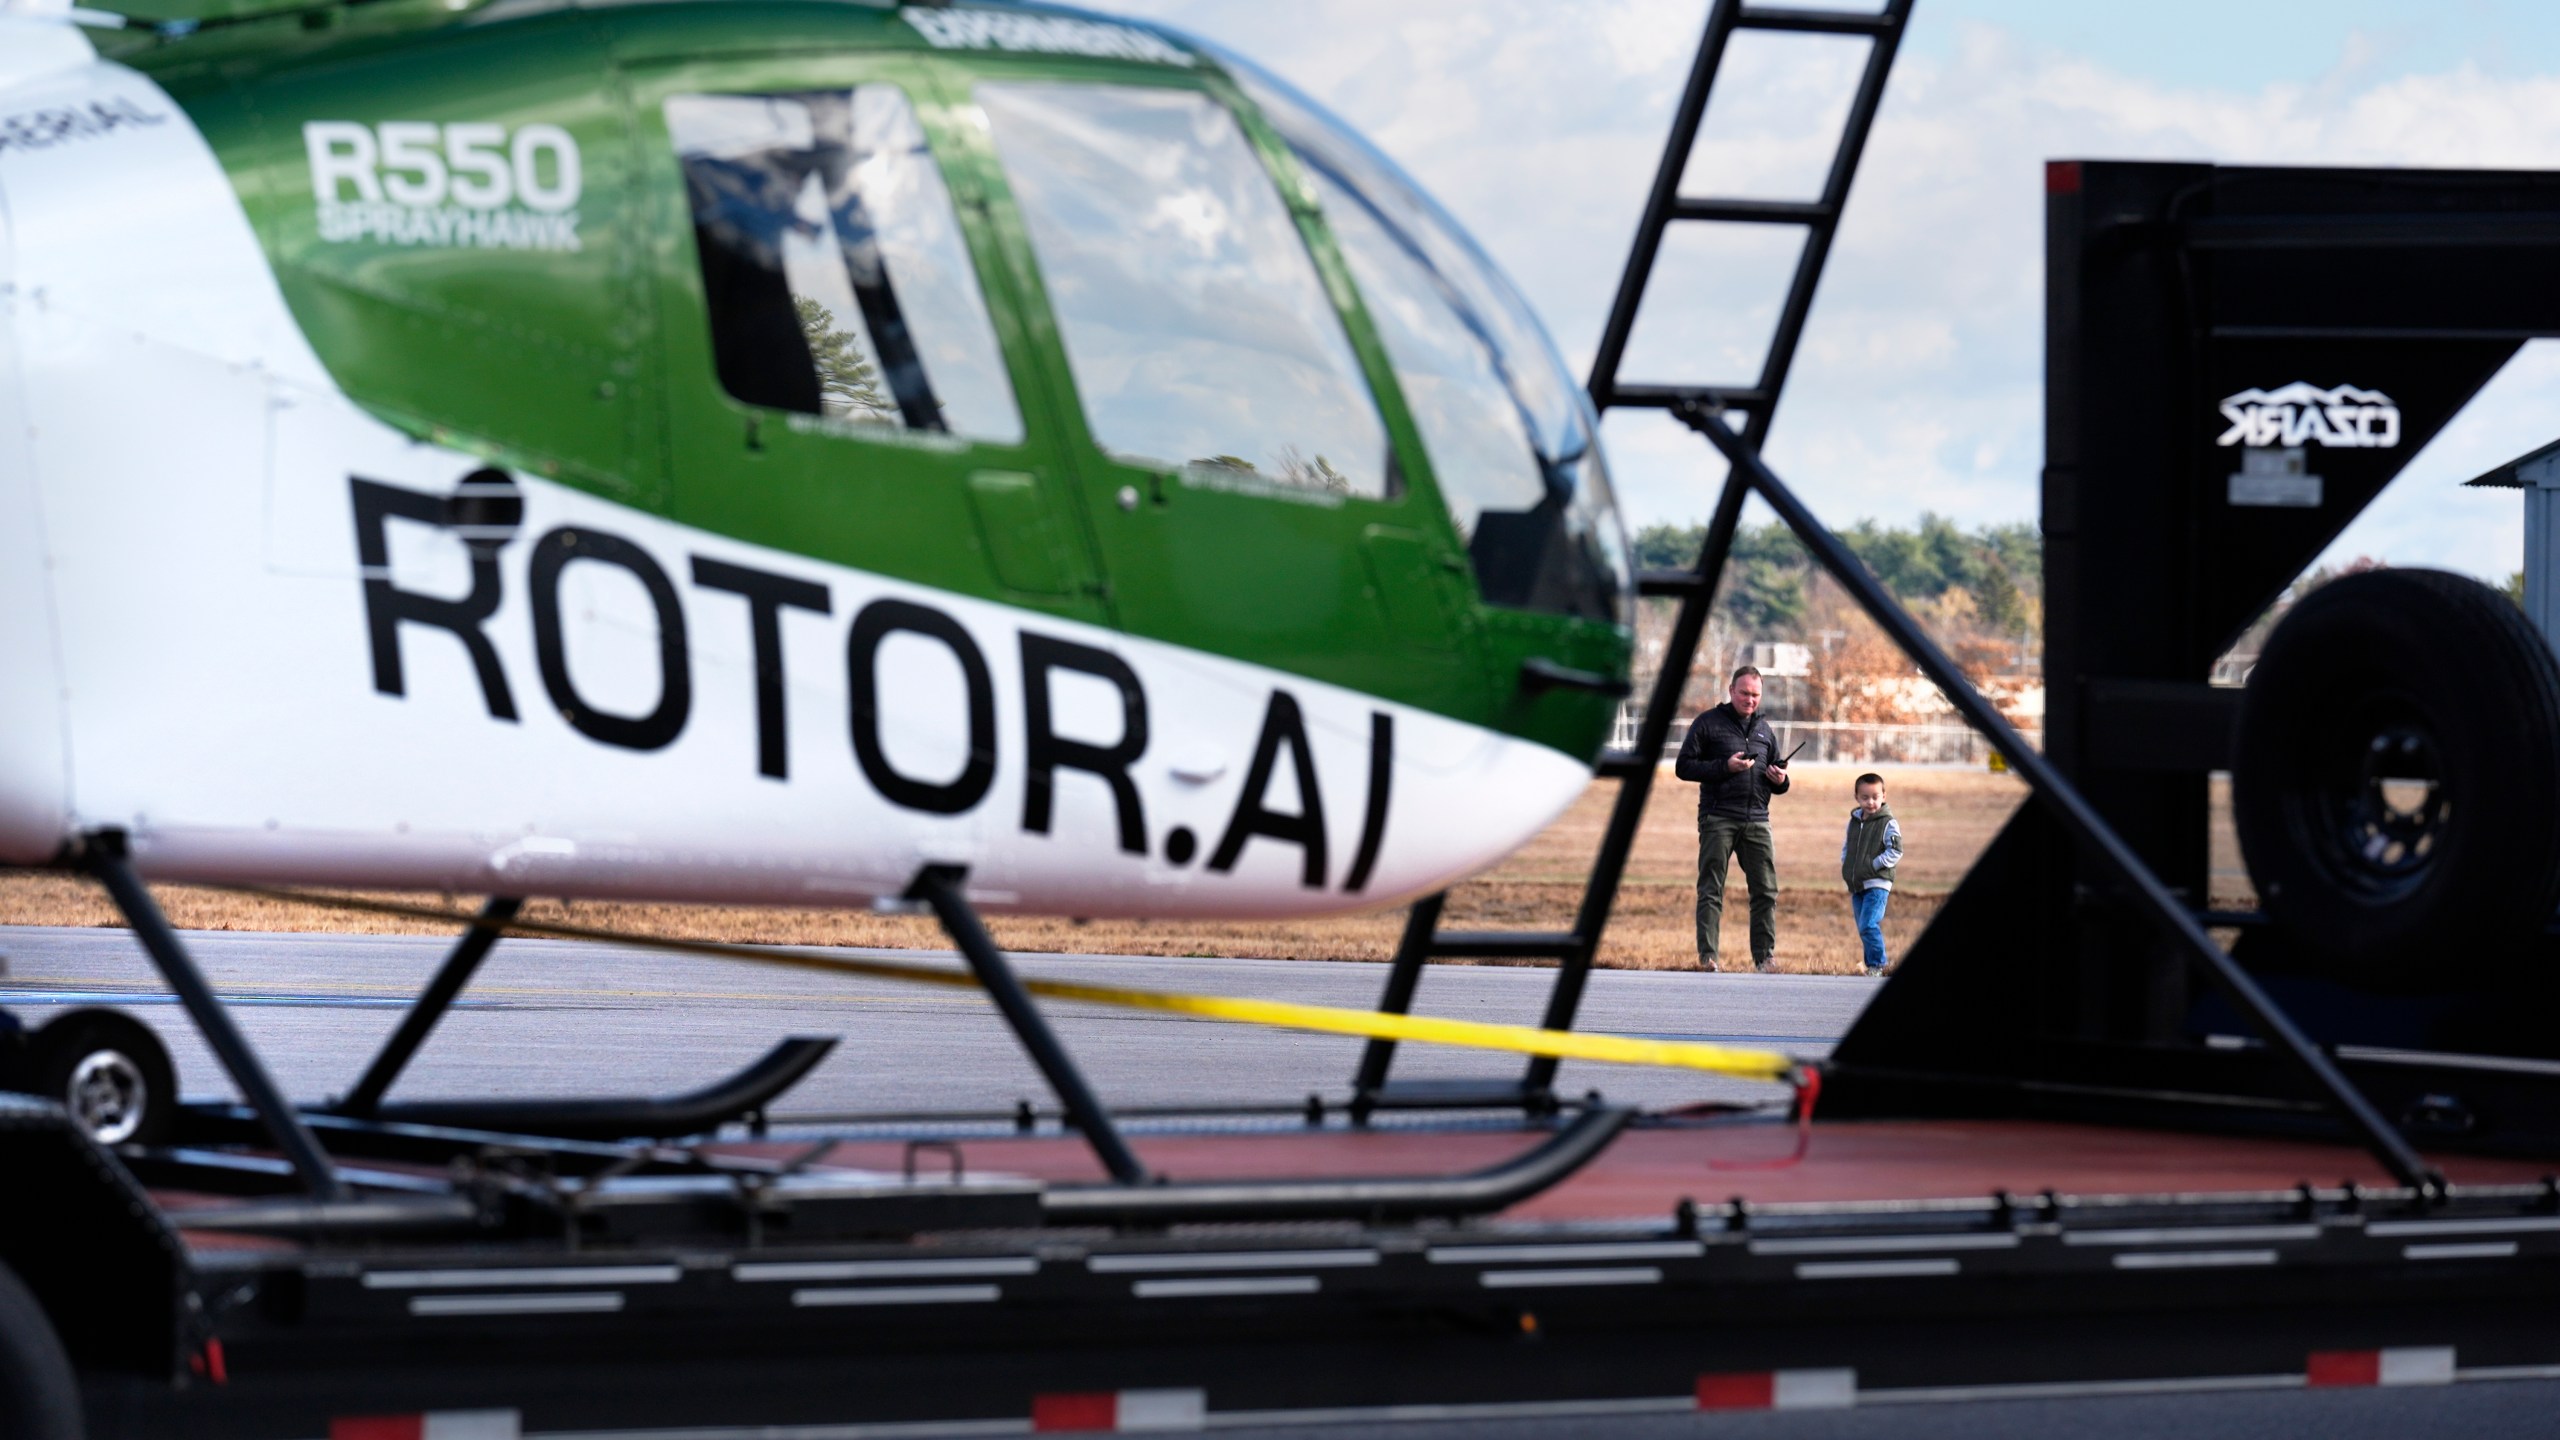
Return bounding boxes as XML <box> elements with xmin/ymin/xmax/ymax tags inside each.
<box><xmin>65</xmin><ymin>1048</ymin><xmax>149</xmax><ymax>1144</ymax></box>
<box><xmin>2297</xmin><ymin>703</ymin><xmax>2449</xmax><ymax>904</ymax></box>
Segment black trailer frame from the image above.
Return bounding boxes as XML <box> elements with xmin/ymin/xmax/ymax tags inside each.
<box><xmin>61</xmin><ymin>1146</ymin><xmax>2560</xmax><ymax>1438</ymax></box>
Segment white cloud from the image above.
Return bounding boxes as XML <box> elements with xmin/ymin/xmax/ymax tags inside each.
<box><xmin>1107</xmin><ymin>1</ymin><xmax>2550</xmax><ymax>582</ymax></box>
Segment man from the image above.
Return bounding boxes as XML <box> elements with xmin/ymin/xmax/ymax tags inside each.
<box><xmin>1675</xmin><ymin>666</ymin><xmax>1792</xmax><ymax>972</ymax></box>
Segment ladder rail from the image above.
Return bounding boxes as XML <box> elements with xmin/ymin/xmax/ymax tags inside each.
<box><xmin>1354</xmin><ymin>0</ymin><xmax>1912</xmax><ymax>1114</ymax></box>
<box><xmin>1749</xmin><ymin>0</ymin><xmax>1910</xmax><ymax>447</ymax></box>
<box><xmin>1586</xmin><ymin>4</ymin><xmax>1745</xmax><ymax>412</ymax></box>
<box><xmin>1529</xmin><ymin>463</ymin><xmax>1754</xmax><ymax>1061</ymax></box>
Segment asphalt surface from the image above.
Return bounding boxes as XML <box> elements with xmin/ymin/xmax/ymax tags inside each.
<box><xmin>1208</xmin><ymin>1380</ymin><xmax>2560</xmax><ymax>1440</ymax></box>
<box><xmin>0</xmin><ymin>923</ymin><xmax>1865</xmax><ymax>1117</ymax></box>
<box><xmin>8</xmin><ymin>923</ymin><xmax>2552</xmax><ymax>1438</ymax></box>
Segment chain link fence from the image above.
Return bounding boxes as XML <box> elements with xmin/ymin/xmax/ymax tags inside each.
<box><xmin>1620</xmin><ymin>712</ymin><xmax>2043</xmax><ymax>769</ymax></box>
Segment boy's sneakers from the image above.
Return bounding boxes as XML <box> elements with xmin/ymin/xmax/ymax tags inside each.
<box><xmin>1861</xmin><ymin>965</ymin><xmax>1886</xmax><ymax>978</ymax></box>
<box><xmin>1753</xmin><ymin>958</ymin><xmax>1774</xmax><ymax>974</ymax></box>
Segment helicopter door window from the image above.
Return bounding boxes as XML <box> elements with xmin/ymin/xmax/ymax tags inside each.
<box><xmin>667</xmin><ymin>87</ymin><xmax>1022</xmax><ymax>443</ymax></box>
<box><xmin>976</xmin><ymin>82</ymin><xmax>1390</xmax><ymax>499</ymax></box>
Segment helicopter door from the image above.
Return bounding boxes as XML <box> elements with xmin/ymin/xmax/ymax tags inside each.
<box><xmin>635</xmin><ymin>61</ymin><xmax>1101</xmax><ymax>625</ymax></box>
<box><xmin>959</xmin><ymin>76</ymin><xmax>1481</xmax><ymax>711</ymax></box>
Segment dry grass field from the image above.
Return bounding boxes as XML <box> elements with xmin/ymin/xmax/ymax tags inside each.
<box><xmin>0</xmin><ymin>763</ymin><xmax>2086</xmax><ymax>975</ymax></box>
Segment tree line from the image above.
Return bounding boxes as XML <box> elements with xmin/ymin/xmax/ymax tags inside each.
<box><xmin>1632</xmin><ymin>513</ymin><xmax>2042</xmax><ymax>640</ymax></box>
<box><xmin>1624</xmin><ymin>514</ymin><xmax>2044</xmax><ymax>731</ymax></box>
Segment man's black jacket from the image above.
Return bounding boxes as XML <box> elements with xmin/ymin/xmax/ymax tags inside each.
<box><xmin>1675</xmin><ymin>702</ymin><xmax>1792</xmax><ymax>821</ymax></box>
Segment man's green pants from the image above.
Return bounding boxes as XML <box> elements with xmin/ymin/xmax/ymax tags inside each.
<box><xmin>1696</xmin><ymin>815</ymin><xmax>1778</xmax><ymax>972</ymax></box>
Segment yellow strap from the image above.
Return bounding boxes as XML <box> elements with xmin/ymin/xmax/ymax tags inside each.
<box><xmin>1029</xmin><ymin>979</ymin><xmax>1797</xmax><ymax>1081</ymax></box>
<box><xmin>212</xmin><ymin>886</ymin><xmax>1800</xmax><ymax>1086</ymax></box>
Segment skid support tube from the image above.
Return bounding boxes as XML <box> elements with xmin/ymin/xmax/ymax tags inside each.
<box><xmin>338</xmin><ymin>895</ymin><xmax>522</xmax><ymax>1115</ymax></box>
<box><xmin>907</xmin><ymin>865</ymin><xmax>1149</xmax><ymax>1186</ymax></box>
<box><xmin>1680</xmin><ymin>405</ymin><xmax>2443</xmax><ymax>1196</ymax></box>
<box><xmin>83</xmin><ymin>835</ymin><xmax>346</xmax><ymax>1200</ymax></box>
<box><xmin>1042</xmin><ymin>1105</ymin><xmax>1631</xmax><ymax>1224</ymax></box>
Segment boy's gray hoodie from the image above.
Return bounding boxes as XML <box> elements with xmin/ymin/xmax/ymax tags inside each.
<box><xmin>1840</xmin><ymin>803</ymin><xmax>1902</xmax><ymax>893</ymax></box>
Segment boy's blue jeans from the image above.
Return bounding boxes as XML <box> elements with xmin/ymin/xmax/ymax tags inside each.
<box><xmin>1852</xmin><ymin>886</ymin><xmax>1891</xmax><ymax>973</ymax></box>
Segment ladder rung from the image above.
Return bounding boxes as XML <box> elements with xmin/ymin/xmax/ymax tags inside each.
<box><xmin>1596</xmin><ymin>749</ymin><xmax>1655</xmax><ymax>779</ymax></box>
<box><xmin>1605</xmin><ymin>383</ymin><xmax>1769</xmax><ymax>411</ymax></box>
<box><xmin>1672</xmin><ymin>197</ymin><xmax>1831</xmax><ymax>225</ymax></box>
<box><xmin>1637</xmin><ymin>567</ymin><xmax>1705</xmax><ymax>596</ymax></box>
<box><xmin>1428</xmin><ymin>930</ymin><xmax>1585</xmax><ymax>959</ymax></box>
<box><xmin>1738</xmin><ymin>5</ymin><xmax>1898</xmax><ymax>36</ymax></box>
<box><xmin>1356</xmin><ymin>1079</ymin><xmax>1547</xmax><ymax>1112</ymax></box>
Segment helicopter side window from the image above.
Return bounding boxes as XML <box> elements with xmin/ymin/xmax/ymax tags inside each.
<box><xmin>975</xmin><ymin>82</ymin><xmax>1391</xmax><ymax>499</ymax></box>
<box><xmin>668</xmin><ymin>87</ymin><xmax>1022</xmax><ymax>443</ymax></box>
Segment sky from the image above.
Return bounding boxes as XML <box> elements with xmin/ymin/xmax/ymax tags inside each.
<box><xmin>1104</xmin><ymin>0</ymin><xmax>2551</xmax><ymax>586</ymax></box>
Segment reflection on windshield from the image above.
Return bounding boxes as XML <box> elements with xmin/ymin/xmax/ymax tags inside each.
<box><xmin>668</xmin><ymin>86</ymin><xmax>1021</xmax><ymax>443</ymax></box>
<box><xmin>978</xmin><ymin>82</ymin><xmax>1391</xmax><ymax>499</ymax></box>
<box><xmin>1308</xmin><ymin>166</ymin><xmax>1545</xmax><ymax>536</ymax></box>
<box><xmin>1222</xmin><ymin>57</ymin><xmax>1633</xmax><ymax>623</ymax></box>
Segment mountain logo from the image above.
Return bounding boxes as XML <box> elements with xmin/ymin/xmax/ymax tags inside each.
<box><xmin>2216</xmin><ymin>382</ymin><xmax>2400</xmax><ymax>449</ymax></box>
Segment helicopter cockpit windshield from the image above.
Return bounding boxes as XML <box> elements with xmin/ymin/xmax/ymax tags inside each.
<box><xmin>976</xmin><ymin>81</ymin><xmax>1393</xmax><ymax>499</ymax></box>
<box><xmin>1219</xmin><ymin>53</ymin><xmax>1635</xmax><ymax>627</ymax></box>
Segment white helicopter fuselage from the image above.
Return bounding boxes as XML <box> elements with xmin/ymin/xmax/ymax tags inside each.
<box><xmin>0</xmin><ymin>21</ymin><xmax>1600</xmax><ymax>919</ymax></box>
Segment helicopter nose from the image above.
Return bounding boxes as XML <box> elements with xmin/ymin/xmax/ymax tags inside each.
<box><xmin>1346</xmin><ymin>722</ymin><xmax>1593</xmax><ymax>910</ymax></box>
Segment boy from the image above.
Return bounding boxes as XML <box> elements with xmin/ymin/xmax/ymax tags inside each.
<box><xmin>1840</xmin><ymin>773</ymin><xmax>1901</xmax><ymax>976</ymax></box>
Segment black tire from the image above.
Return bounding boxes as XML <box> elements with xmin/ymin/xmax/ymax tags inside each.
<box><xmin>26</xmin><ymin>1010</ymin><xmax>176</xmax><ymax>1148</ymax></box>
<box><xmin>0</xmin><ymin>1256</ymin><xmax>82</xmax><ymax>1440</ymax></box>
<box><xmin>2234</xmin><ymin>568</ymin><xmax>2560</xmax><ymax>977</ymax></box>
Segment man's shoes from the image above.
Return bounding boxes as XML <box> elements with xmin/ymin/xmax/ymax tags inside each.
<box><xmin>1753</xmin><ymin>958</ymin><xmax>1774</xmax><ymax>974</ymax></box>
<box><xmin>1862</xmin><ymin>966</ymin><xmax>1885</xmax><ymax>978</ymax></box>
<box><xmin>1699</xmin><ymin>960</ymin><xmax>1720</xmax><ymax>973</ymax></box>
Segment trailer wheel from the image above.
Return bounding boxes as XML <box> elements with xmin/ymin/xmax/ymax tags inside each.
<box><xmin>2235</xmin><ymin>568</ymin><xmax>2560</xmax><ymax>975</ymax></box>
<box><xmin>26</xmin><ymin>1010</ymin><xmax>176</xmax><ymax>1148</ymax></box>
<box><xmin>0</xmin><ymin>1257</ymin><xmax>82</xmax><ymax>1440</ymax></box>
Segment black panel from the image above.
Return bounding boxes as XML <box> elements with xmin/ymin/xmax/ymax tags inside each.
<box><xmin>2081</xmin><ymin>680</ymin><xmax>2240</xmax><ymax>773</ymax></box>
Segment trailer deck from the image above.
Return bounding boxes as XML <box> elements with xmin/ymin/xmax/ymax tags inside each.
<box><xmin>704</xmin><ymin>1115</ymin><xmax>2558</xmax><ymax>1214</ymax></box>
<box><xmin>47</xmin><ymin>1104</ymin><xmax>2560</xmax><ymax>1438</ymax></box>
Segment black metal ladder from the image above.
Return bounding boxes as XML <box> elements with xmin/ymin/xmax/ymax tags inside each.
<box><xmin>1352</xmin><ymin>0</ymin><xmax>1912</xmax><ymax>1120</ymax></box>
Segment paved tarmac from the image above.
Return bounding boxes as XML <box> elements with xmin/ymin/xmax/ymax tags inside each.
<box><xmin>0</xmin><ymin>924</ymin><xmax>1869</xmax><ymax>1118</ymax></box>
<box><xmin>7</xmin><ymin>923</ymin><xmax>2549</xmax><ymax>1438</ymax></box>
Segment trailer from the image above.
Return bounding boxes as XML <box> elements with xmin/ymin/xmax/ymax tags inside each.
<box><xmin>11</xmin><ymin>2</ymin><xmax>2560</xmax><ymax>1436</ymax></box>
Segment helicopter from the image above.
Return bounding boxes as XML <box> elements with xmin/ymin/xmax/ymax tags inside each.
<box><xmin>0</xmin><ymin>0</ymin><xmax>1635</xmax><ymax>922</ymax></box>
